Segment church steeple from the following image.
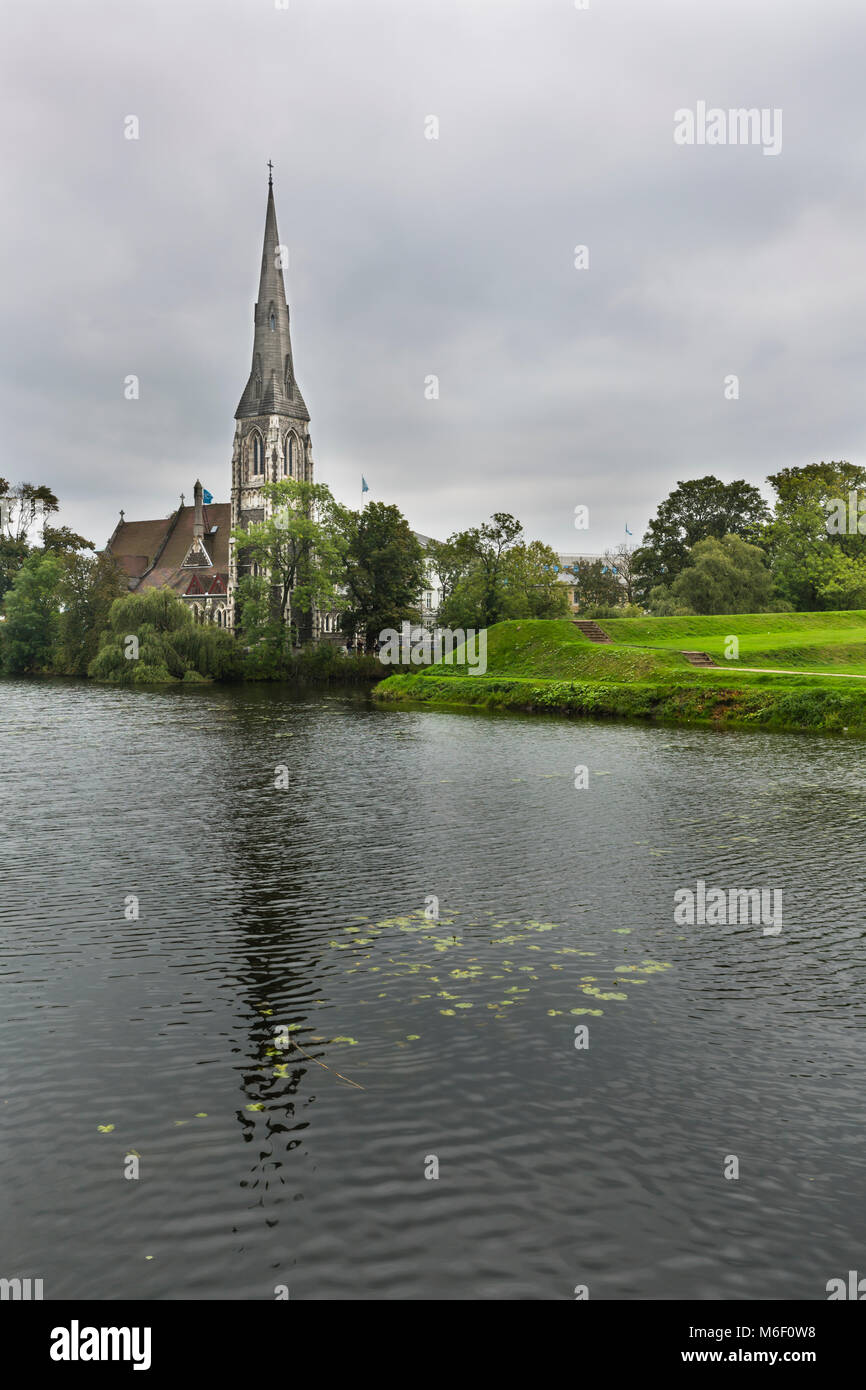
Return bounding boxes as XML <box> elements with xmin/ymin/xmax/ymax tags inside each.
<box><xmin>228</xmin><ymin>165</ymin><xmax>316</xmax><ymax>636</ymax></box>
<box><xmin>235</xmin><ymin>171</ymin><xmax>309</xmax><ymax>421</ymax></box>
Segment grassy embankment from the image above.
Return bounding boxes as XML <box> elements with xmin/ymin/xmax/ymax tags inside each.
<box><xmin>374</xmin><ymin>614</ymin><xmax>866</xmax><ymax>733</ymax></box>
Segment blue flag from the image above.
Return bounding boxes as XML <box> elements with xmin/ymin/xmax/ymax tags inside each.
<box><xmin>203</xmin><ymin>488</ymin><xmax>213</xmax><ymax>505</ymax></box>
<box><xmin>361</xmin><ymin>476</ymin><xmax>369</xmax><ymax>493</ymax></box>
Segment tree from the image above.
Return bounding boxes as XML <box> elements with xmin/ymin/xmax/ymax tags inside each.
<box><xmin>43</xmin><ymin>524</ymin><xmax>95</xmax><ymax>555</ymax></box>
<box><xmin>664</xmin><ymin>534</ymin><xmax>773</xmax><ymax>614</ymax></box>
<box><xmin>231</xmin><ymin>479</ymin><xmax>344</xmax><ymax>647</ymax></box>
<box><xmin>573</xmin><ymin>558</ymin><xmax>623</xmax><ymax>610</ymax></box>
<box><xmin>438</xmin><ymin>513</ymin><xmax>524</xmax><ymax>629</ymax></box>
<box><xmin>427</xmin><ymin>532</ymin><xmax>479</xmax><ymax>612</ymax></box>
<box><xmin>89</xmin><ymin>588</ymin><xmax>239</xmax><ymax>683</ymax></box>
<box><xmin>764</xmin><ymin>461</ymin><xmax>866</xmax><ymax>610</ymax></box>
<box><xmin>500</xmin><ymin>541</ymin><xmax>571</xmax><ymax>619</ymax></box>
<box><xmin>603</xmin><ymin>544</ymin><xmax>637</xmax><ymax>605</ymax></box>
<box><xmin>0</xmin><ymin>477</ymin><xmax>61</xmax><ymax>604</ymax></box>
<box><xmin>633</xmin><ymin>476</ymin><xmax>770</xmax><ymax>602</ymax></box>
<box><xmin>338</xmin><ymin>502</ymin><xmax>426</xmax><ymax>649</ymax></box>
<box><xmin>0</xmin><ymin>478</ymin><xmax>59</xmax><ymax>543</ymax></box>
<box><xmin>1</xmin><ymin>552</ymin><xmax>62</xmax><ymax>673</ymax></box>
<box><xmin>54</xmin><ymin>551</ymin><xmax>127</xmax><ymax>675</ymax></box>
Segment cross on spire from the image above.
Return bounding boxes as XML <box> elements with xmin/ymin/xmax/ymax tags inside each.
<box><xmin>267</xmin><ymin>160</ymin><xmax>273</xmax><ymax>187</ymax></box>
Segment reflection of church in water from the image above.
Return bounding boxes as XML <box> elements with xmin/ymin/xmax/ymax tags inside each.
<box><xmin>107</xmin><ymin>169</ymin><xmax>318</xmax><ymax>633</ymax></box>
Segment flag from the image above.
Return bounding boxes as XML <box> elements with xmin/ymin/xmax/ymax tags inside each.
<box><xmin>625</xmin><ymin>523</ymin><xmax>632</xmax><ymax>536</ymax></box>
<box><xmin>203</xmin><ymin>488</ymin><xmax>213</xmax><ymax>505</ymax></box>
<box><xmin>361</xmin><ymin>476</ymin><xmax>369</xmax><ymax>493</ymax></box>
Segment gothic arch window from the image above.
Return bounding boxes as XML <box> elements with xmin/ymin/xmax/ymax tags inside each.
<box><xmin>283</xmin><ymin>432</ymin><xmax>296</xmax><ymax>477</ymax></box>
<box><xmin>250</xmin><ymin>432</ymin><xmax>264</xmax><ymax>478</ymax></box>
<box><xmin>269</xmin><ymin>308</ymin><xmax>276</xmax><ymax>331</ymax></box>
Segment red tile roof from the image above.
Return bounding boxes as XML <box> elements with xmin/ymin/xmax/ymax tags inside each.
<box><xmin>108</xmin><ymin>502</ymin><xmax>231</xmax><ymax>594</ymax></box>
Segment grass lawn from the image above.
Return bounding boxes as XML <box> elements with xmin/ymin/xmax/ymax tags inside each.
<box><xmin>375</xmin><ymin>615</ymin><xmax>866</xmax><ymax>733</ymax></box>
<box><xmin>599</xmin><ymin>611</ymin><xmax>866</xmax><ymax>675</ymax></box>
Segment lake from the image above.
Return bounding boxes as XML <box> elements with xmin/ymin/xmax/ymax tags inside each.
<box><xmin>1</xmin><ymin>679</ymin><xmax>864</xmax><ymax>1299</ymax></box>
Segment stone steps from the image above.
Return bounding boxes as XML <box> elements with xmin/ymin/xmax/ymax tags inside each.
<box><xmin>681</xmin><ymin>650</ymin><xmax>716</xmax><ymax>667</ymax></box>
<box><xmin>573</xmin><ymin>619</ymin><xmax>612</xmax><ymax>643</ymax></box>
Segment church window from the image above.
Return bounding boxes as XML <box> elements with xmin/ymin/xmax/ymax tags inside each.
<box><xmin>283</xmin><ymin>433</ymin><xmax>295</xmax><ymax>477</ymax></box>
<box><xmin>269</xmin><ymin>309</ymin><xmax>276</xmax><ymax>331</ymax></box>
<box><xmin>251</xmin><ymin>433</ymin><xmax>264</xmax><ymax>476</ymax></box>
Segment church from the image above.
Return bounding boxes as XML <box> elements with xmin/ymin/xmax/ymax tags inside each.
<box><xmin>106</xmin><ymin>169</ymin><xmax>317</xmax><ymax>633</ymax></box>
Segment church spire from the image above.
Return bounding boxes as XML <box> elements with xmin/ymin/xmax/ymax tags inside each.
<box><xmin>235</xmin><ymin>169</ymin><xmax>309</xmax><ymax>421</ymax></box>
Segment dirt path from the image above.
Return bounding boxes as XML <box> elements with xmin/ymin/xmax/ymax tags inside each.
<box><xmin>727</xmin><ymin>666</ymin><xmax>866</xmax><ymax>679</ymax></box>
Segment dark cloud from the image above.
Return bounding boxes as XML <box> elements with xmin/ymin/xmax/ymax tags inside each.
<box><xmin>4</xmin><ymin>0</ymin><xmax>866</xmax><ymax>552</ymax></box>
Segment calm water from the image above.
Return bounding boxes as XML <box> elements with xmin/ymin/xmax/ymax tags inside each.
<box><xmin>1</xmin><ymin>679</ymin><xmax>865</xmax><ymax>1300</ymax></box>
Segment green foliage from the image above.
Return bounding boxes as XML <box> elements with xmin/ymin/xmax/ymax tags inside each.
<box><xmin>581</xmin><ymin>602</ymin><xmax>645</xmax><ymax>620</ymax></box>
<box><xmin>1</xmin><ymin>552</ymin><xmax>62</xmax><ymax>673</ymax></box>
<box><xmin>764</xmin><ymin>462</ymin><xmax>866</xmax><ymax>610</ymax></box>
<box><xmin>0</xmin><ymin>535</ymin><xmax>30</xmax><ymax>607</ymax></box>
<box><xmin>633</xmin><ymin>476</ymin><xmax>770</xmax><ymax>603</ymax></box>
<box><xmin>0</xmin><ymin>476</ymin><xmax>61</xmax><ymax>604</ymax></box>
<box><xmin>232</xmin><ymin>479</ymin><xmax>344</xmax><ymax>643</ymax></box>
<box><xmin>378</xmin><ymin>668</ymin><xmax>866</xmax><ymax>735</ymax></box>
<box><xmin>660</xmin><ymin>534</ymin><xmax>773</xmax><ymax>615</ymax></box>
<box><xmin>500</xmin><ymin>541</ymin><xmax>571</xmax><ymax>620</ymax></box>
<box><xmin>436</xmin><ymin>514</ymin><xmax>567</xmax><ymax>628</ymax></box>
<box><xmin>573</xmin><ymin>558</ymin><xmax>622</xmax><ymax>611</ymax></box>
<box><xmin>89</xmin><ymin>587</ymin><xmax>239</xmax><ymax>683</ymax></box>
<box><xmin>42</xmin><ymin>524</ymin><xmax>94</xmax><ymax>554</ymax></box>
<box><xmin>236</xmin><ymin>574</ymin><xmax>291</xmax><ymax>677</ymax></box>
<box><xmin>53</xmin><ymin>551</ymin><xmax>127</xmax><ymax>675</ymax></box>
<box><xmin>338</xmin><ymin>501</ymin><xmax>426</xmax><ymax>647</ymax></box>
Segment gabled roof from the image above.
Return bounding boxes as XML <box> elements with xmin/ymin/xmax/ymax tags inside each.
<box><xmin>107</xmin><ymin>502</ymin><xmax>231</xmax><ymax>596</ymax></box>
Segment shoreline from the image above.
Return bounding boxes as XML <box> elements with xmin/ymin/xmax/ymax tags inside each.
<box><xmin>374</xmin><ymin>671</ymin><xmax>866</xmax><ymax>735</ymax></box>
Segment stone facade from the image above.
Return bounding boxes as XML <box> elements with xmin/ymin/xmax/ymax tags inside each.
<box><xmin>227</xmin><ymin>174</ymin><xmax>315</xmax><ymax>635</ymax></box>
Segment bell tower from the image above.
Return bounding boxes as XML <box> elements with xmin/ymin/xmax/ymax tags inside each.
<box><xmin>227</xmin><ymin>166</ymin><xmax>314</xmax><ymax>629</ymax></box>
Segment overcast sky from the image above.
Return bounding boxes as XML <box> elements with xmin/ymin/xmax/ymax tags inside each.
<box><xmin>4</xmin><ymin>0</ymin><xmax>866</xmax><ymax>554</ymax></box>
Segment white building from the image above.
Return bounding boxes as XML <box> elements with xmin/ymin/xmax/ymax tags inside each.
<box><xmin>556</xmin><ymin>551</ymin><xmax>603</xmax><ymax>614</ymax></box>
